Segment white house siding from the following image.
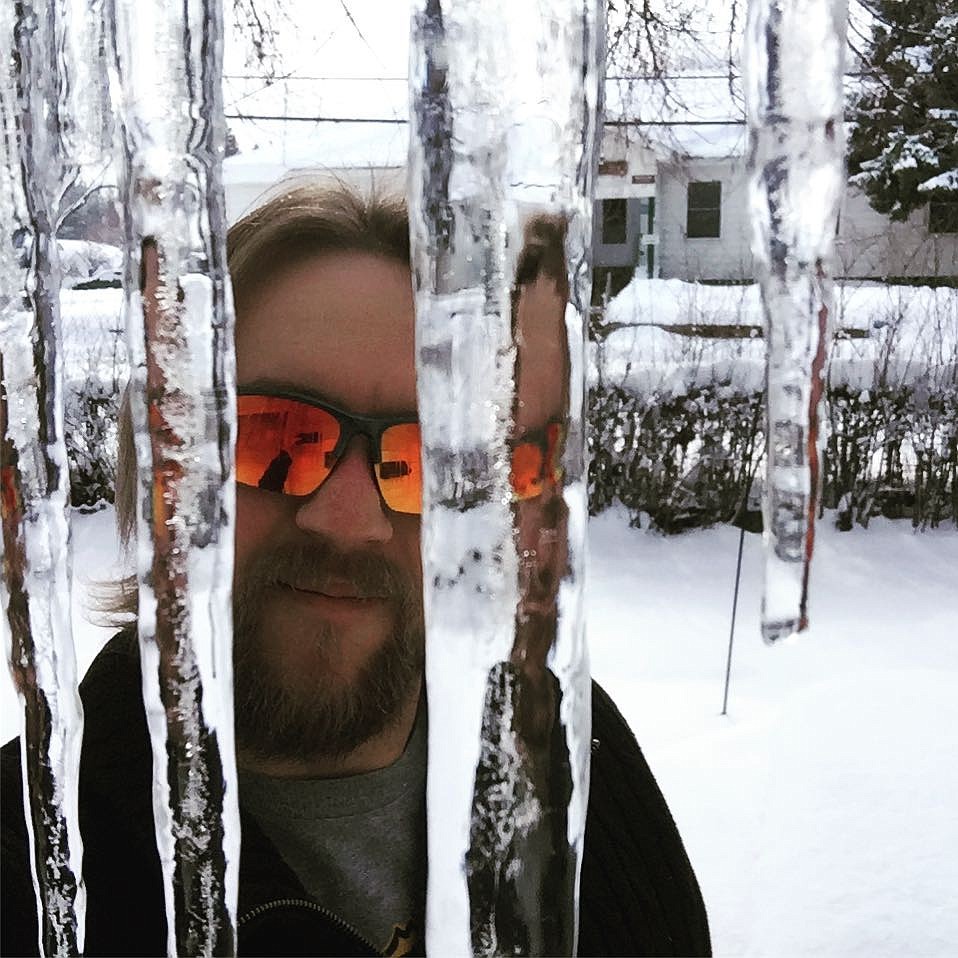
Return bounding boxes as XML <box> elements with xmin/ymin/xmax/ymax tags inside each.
<box><xmin>595</xmin><ymin>127</ymin><xmax>658</xmax><ymax>198</ymax></box>
<box><xmin>655</xmin><ymin>163</ymin><xmax>956</xmax><ymax>283</ymax></box>
<box><xmin>836</xmin><ymin>188</ymin><xmax>958</xmax><ymax>280</ymax></box>
<box><xmin>656</xmin><ymin>159</ymin><xmax>754</xmax><ymax>282</ymax></box>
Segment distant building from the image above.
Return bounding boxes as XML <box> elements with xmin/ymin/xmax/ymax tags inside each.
<box><xmin>592</xmin><ymin>75</ymin><xmax>957</xmax><ymax>298</ymax></box>
<box><xmin>222</xmin><ymin>74</ymin><xmax>958</xmax><ymax>295</ymax></box>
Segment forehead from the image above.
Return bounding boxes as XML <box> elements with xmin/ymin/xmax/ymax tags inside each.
<box><xmin>233</xmin><ymin>251</ymin><xmax>568</xmax><ymax>426</ymax></box>
<box><xmin>235</xmin><ymin>252</ymin><xmax>417</xmax><ymax>415</ymax></box>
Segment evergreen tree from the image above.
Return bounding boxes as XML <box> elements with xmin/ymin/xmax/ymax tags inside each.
<box><xmin>847</xmin><ymin>1</ymin><xmax>958</xmax><ymax>227</ymax></box>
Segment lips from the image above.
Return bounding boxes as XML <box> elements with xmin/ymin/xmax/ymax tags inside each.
<box><xmin>279</xmin><ymin>579</ymin><xmax>385</xmax><ymax>601</ymax></box>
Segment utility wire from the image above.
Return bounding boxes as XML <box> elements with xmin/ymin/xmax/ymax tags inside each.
<box><xmin>224</xmin><ymin>113</ymin><xmax>753</xmax><ymax>126</ymax></box>
<box><xmin>222</xmin><ymin>71</ymin><xmax>870</xmax><ymax>81</ymax></box>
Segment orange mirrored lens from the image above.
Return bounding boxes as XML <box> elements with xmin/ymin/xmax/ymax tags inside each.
<box><xmin>236</xmin><ymin>396</ymin><xmax>341</xmax><ymax>496</ymax></box>
<box><xmin>377</xmin><ymin>423</ymin><xmax>422</xmax><ymax>514</ymax></box>
<box><xmin>511</xmin><ymin>441</ymin><xmax>545</xmax><ymax>500</ymax></box>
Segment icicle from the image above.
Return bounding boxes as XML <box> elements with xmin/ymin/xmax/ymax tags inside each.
<box><xmin>744</xmin><ymin>0</ymin><xmax>848</xmax><ymax>643</ymax></box>
<box><xmin>108</xmin><ymin>1</ymin><xmax>240</xmax><ymax>954</ymax></box>
<box><xmin>408</xmin><ymin>1</ymin><xmax>602</xmax><ymax>954</ymax></box>
<box><xmin>0</xmin><ymin>2</ymin><xmax>86</xmax><ymax>954</ymax></box>
<box><xmin>59</xmin><ymin>0</ymin><xmax>114</xmax><ymax>173</ymax></box>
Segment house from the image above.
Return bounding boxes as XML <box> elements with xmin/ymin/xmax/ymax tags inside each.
<box><xmin>222</xmin><ymin>74</ymin><xmax>958</xmax><ymax>293</ymax></box>
<box><xmin>592</xmin><ymin>75</ymin><xmax>957</xmax><ymax>298</ymax></box>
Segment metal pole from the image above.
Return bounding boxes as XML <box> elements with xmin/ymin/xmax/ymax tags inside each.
<box><xmin>722</xmin><ymin>522</ymin><xmax>747</xmax><ymax>717</ymax></box>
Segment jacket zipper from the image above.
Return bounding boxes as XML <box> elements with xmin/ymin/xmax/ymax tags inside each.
<box><xmin>238</xmin><ymin>897</ymin><xmax>380</xmax><ymax>954</ymax></box>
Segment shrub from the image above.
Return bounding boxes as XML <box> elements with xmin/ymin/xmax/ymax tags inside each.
<box><xmin>588</xmin><ymin>381</ymin><xmax>957</xmax><ymax>532</ymax></box>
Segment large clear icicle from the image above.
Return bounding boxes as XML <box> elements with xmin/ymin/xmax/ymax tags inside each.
<box><xmin>59</xmin><ymin>0</ymin><xmax>114</xmax><ymax>174</ymax></box>
<box><xmin>108</xmin><ymin>1</ymin><xmax>240</xmax><ymax>954</ymax></box>
<box><xmin>408</xmin><ymin>1</ymin><xmax>602</xmax><ymax>954</ymax></box>
<box><xmin>744</xmin><ymin>0</ymin><xmax>848</xmax><ymax>643</ymax></box>
<box><xmin>0</xmin><ymin>2</ymin><xmax>87</xmax><ymax>954</ymax></box>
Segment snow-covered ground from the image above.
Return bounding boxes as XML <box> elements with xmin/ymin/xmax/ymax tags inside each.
<box><xmin>587</xmin><ymin>508</ymin><xmax>958</xmax><ymax>957</ymax></box>
<box><xmin>2</xmin><ymin>506</ymin><xmax>955</xmax><ymax>955</ymax></box>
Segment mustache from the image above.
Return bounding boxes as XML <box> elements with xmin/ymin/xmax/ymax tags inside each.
<box><xmin>234</xmin><ymin>541</ymin><xmax>416</xmax><ymax>602</ymax></box>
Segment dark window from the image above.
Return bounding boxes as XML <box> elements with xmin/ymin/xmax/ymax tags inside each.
<box><xmin>687</xmin><ymin>181</ymin><xmax>721</xmax><ymax>238</ymax></box>
<box><xmin>591</xmin><ymin>266</ymin><xmax>633</xmax><ymax>306</ymax></box>
<box><xmin>929</xmin><ymin>202</ymin><xmax>958</xmax><ymax>234</ymax></box>
<box><xmin>601</xmin><ymin>198</ymin><xmax>628</xmax><ymax>245</ymax></box>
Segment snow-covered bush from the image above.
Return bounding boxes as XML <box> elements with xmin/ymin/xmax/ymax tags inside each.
<box><xmin>588</xmin><ymin>383</ymin><xmax>763</xmax><ymax>532</ymax></box>
<box><xmin>59</xmin><ymin>288</ymin><xmax>127</xmax><ymax>509</ymax></box>
<box><xmin>57</xmin><ymin>239</ymin><xmax>122</xmax><ymax>288</ymax></box>
<box><xmin>588</xmin><ymin>380</ymin><xmax>956</xmax><ymax>532</ymax></box>
<box><xmin>589</xmin><ymin>278</ymin><xmax>957</xmax><ymax>531</ymax></box>
<box><xmin>65</xmin><ymin>375</ymin><xmax>121</xmax><ymax>509</ymax></box>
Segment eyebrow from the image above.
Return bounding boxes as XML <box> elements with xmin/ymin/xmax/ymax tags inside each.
<box><xmin>238</xmin><ymin>379</ymin><xmax>559</xmax><ymax>439</ymax></box>
<box><xmin>239</xmin><ymin>377</ymin><xmax>321</xmax><ymax>398</ymax></box>
<box><xmin>238</xmin><ymin>379</ymin><xmax>417</xmax><ymax>419</ymax></box>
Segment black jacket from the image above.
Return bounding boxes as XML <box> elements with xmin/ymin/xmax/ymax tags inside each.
<box><xmin>2</xmin><ymin>632</ymin><xmax>710</xmax><ymax>956</ymax></box>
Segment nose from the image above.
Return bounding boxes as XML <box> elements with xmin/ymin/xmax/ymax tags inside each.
<box><xmin>294</xmin><ymin>436</ymin><xmax>394</xmax><ymax>546</ymax></box>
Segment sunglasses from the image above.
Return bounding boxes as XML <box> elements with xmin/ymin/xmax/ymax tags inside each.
<box><xmin>235</xmin><ymin>391</ymin><xmax>563</xmax><ymax>516</ymax></box>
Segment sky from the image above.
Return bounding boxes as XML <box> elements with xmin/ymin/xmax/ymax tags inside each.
<box><xmin>218</xmin><ymin>0</ymin><xmax>875</xmax><ymax>171</ymax></box>
<box><xmin>225</xmin><ymin>0</ymin><xmax>409</xmax><ymax>81</ymax></box>
<box><xmin>221</xmin><ymin>1</ymin><xmax>876</xmax><ymax>82</ymax></box>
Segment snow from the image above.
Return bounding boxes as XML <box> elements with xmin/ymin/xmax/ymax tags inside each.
<box><xmin>587</xmin><ymin>507</ymin><xmax>958</xmax><ymax>956</ymax></box>
<box><xmin>918</xmin><ymin>170</ymin><xmax>958</xmax><ymax>193</ymax></box>
<box><xmin>596</xmin><ymin>277</ymin><xmax>958</xmax><ymax>395</ymax></box>
<box><xmin>57</xmin><ymin>240</ymin><xmax>122</xmax><ymax>288</ymax></box>
<box><xmin>3</xmin><ymin>505</ymin><xmax>956</xmax><ymax>955</ymax></box>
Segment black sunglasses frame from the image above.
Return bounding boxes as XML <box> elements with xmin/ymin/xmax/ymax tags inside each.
<box><xmin>236</xmin><ymin>389</ymin><xmax>564</xmax><ymax>509</ymax></box>
<box><xmin>237</xmin><ymin>388</ymin><xmax>418</xmax><ymax>468</ymax></box>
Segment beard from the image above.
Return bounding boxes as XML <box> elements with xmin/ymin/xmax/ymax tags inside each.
<box><xmin>231</xmin><ymin>540</ymin><xmax>424</xmax><ymax>764</ymax></box>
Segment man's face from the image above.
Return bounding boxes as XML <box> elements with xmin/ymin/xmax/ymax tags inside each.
<box><xmin>230</xmin><ymin>247</ymin><xmax>568</xmax><ymax>767</ymax></box>
<box><xmin>232</xmin><ymin>252</ymin><xmax>424</xmax><ymax>765</ymax></box>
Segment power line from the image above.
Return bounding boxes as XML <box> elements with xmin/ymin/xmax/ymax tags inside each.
<box><xmin>224</xmin><ymin>74</ymin><xmax>406</xmax><ymax>81</ymax></box>
<box><xmin>224</xmin><ymin>113</ymin><xmax>750</xmax><ymax>126</ymax></box>
<box><xmin>223</xmin><ymin>71</ymin><xmax>869</xmax><ymax>82</ymax></box>
<box><xmin>225</xmin><ymin>113</ymin><xmax>407</xmax><ymax>123</ymax></box>
<box><xmin>607</xmin><ymin>119</ymin><xmax>746</xmax><ymax>127</ymax></box>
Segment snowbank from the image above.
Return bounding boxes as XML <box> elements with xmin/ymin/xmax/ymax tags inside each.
<box><xmin>596</xmin><ymin>277</ymin><xmax>958</xmax><ymax>394</ymax></box>
<box><xmin>57</xmin><ymin>240</ymin><xmax>122</xmax><ymax>288</ymax></box>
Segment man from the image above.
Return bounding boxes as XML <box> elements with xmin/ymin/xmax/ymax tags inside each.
<box><xmin>2</xmin><ymin>181</ymin><xmax>710</xmax><ymax>957</ymax></box>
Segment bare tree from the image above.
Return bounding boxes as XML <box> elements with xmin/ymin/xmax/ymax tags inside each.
<box><xmin>230</xmin><ymin>0</ymin><xmax>287</xmax><ymax>79</ymax></box>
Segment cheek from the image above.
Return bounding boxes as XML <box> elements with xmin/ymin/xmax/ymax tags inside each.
<box><xmin>234</xmin><ymin>485</ymin><xmax>285</xmax><ymax>571</ymax></box>
<box><xmin>516</xmin><ymin>500</ymin><xmax>544</xmax><ymax>552</ymax></box>
<box><xmin>390</xmin><ymin>514</ymin><xmax>423</xmax><ymax>585</ymax></box>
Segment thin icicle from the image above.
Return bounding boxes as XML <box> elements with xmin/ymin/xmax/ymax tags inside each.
<box><xmin>744</xmin><ymin>0</ymin><xmax>848</xmax><ymax>643</ymax></box>
<box><xmin>408</xmin><ymin>1</ymin><xmax>602</xmax><ymax>953</ymax></box>
<box><xmin>108</xmin><ymin>0</ymin><xmax>240</xmax><ymax>954</ymax></box>
<box><xmin>0</xmin><ymin>2</ymin><xmax>86</xmax><ymax>954</ymax></box>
